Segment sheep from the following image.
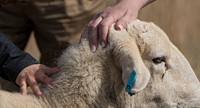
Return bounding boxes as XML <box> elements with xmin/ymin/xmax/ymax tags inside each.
<box><xmin>1</xmin><ymin>20</ymin><xmax>200</xmax><ymax>108</ymax></box>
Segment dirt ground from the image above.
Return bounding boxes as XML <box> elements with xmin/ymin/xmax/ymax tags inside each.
<box><xmin>25</xmin><ymin>0</ymin><xmax>200</xmax><ymax>79</ymax></box>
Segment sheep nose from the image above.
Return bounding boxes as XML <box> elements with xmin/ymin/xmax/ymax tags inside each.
<box><xmin>125</xmin><ymin>70</ymin><xmax>137</xmax><ymax>96</ymax></box>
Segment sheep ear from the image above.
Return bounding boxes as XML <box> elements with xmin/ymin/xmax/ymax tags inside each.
<box><xmin>109</xmin><ymin>26</ymin><xmax>150</xmax><ymax>95</ymax></box>
<box><xmin>120</xmin><ymin>51</ymin><xmax>150</xmax><ymax>95</ymax></box>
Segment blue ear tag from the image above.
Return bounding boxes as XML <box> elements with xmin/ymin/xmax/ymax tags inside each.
<box><xmin>125</xmin><ymin>70</ymin><xmax>137</xmax><ymax>96</ymax></box>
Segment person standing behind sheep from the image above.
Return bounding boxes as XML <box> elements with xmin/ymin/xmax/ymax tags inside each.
<box><xmin>0</xmin><ymin>0</ymin><xmax>155</xmax><ymax>67</ymax></box>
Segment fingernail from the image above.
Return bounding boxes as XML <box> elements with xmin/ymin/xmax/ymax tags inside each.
<box><xmin>116</xmin><ymin>25</ymin><xmax>123</xmax><ymax>31</ymax></box>
<box><xmin>101</xmin><ymin>42</ymin><xmax>105</xmax><ymax>47</ymax></box>
<box><xmin>37</xmin><ymin>92</ymin><xmax>42</xmax><ymax>97</ymax></box>
<box><xmin>91</xmin><ymin>45</ymin><xmax>96</xmax><ymax>52</ymax></box>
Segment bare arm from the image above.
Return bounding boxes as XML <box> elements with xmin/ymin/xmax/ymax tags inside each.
<box><xmin>143</xmin><ymin>0</ymin><xmax>156</xmax><ymax>7</ymax></box>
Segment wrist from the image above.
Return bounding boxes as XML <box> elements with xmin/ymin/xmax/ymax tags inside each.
<box><xmin>143</xmin><ymin>0</ymin><xmax>156</xmax><ymax>7</ymax></box>
<box><xmin>117</xmin><ymin>0</ymin><xmax>154</xmax><ymax>8</ymax></box>
<box><xmin>135</xmin><ymin>0</ymin><xmax>154</xmax><ymax>8</ymax></box>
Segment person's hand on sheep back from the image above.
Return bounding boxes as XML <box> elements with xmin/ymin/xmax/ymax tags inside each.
<box><xmin>16</xmin><ymin>64</ymin><xmax>60</xmax><ymax>96</ymax></box>
<box><xmin>86</xmin><ymin>0</ymin><xmax>155</xmax><ymax>52</ymax></box>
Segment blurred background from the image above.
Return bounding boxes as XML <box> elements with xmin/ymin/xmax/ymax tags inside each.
<box><xmin>25</xmin><ymin>0</ymin><xmax>200</xmax><ymax>79</ymax></box>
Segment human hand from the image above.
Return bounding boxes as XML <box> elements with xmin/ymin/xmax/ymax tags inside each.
<box><xmin>15</xmin><ymin>64</ymin><xmax>60</xmax><ymax>96</ymax></box>
<box><xmin>86</xmin><ymin>0</ymin><xmax>151</xmax><ymax>52</ymax></box>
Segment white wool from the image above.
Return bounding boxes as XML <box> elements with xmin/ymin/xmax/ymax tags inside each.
<box><xmin>0</xmin><ymin>20</ymin><xmax>200</xmax><ymax>108</ymax></box>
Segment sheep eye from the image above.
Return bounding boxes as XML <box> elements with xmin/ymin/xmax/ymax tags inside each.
<box><xmin>152</xmin><ymin>57</ymin><xmax>166</xmax><ymax>64</ymax></box>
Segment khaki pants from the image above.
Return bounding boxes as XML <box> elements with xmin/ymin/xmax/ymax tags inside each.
<box><xmin>0</xmin><ymin>0</ymin><xmax>107</xmax><ymax>66</ymax></box>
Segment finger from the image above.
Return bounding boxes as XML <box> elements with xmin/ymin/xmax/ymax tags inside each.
<box><xmin>89</xmin><ymin>25</ymin><xmax>99</xmax><ymax>52</ymax></box>
<box><xmin>80</xmin><ymin>24</ymin><xmax>90</xmax><ymax>40</ymax></box>
<box><xmin>43</xmin><ymin>66</ymin><xmax>60</xmax><ymax>76</ymax></box>
<box><xmin>88</xmin><ymin>15</ymin><xmax>103</xmax><ymax>52</ymax></box>
<box><xmin>20</xmin><ymin>78</ymin><xmax>27</xmax><ymax>95</ymax></box>
<box><xmin>99</xmin><ymin>15</ymin><xmax>117</xmax><ymax>47</ymax></box>
<box><xmin>30</xmin><ymin>82</ymin><xmax>42</xmax><ymax>96</ymax></box>
<box><xmin>115</xmin><ymin>11</ymin><xmax>137</xmax><ymax>30</ymax></box>
<box><xmin>28</xmin><ymin>77</ymin><xmax>42</xmax><ymax>96</ymax></box>
<box><xmin>80</xmin><ymin>19</ymin><xmax>94</xmax><ymax>39</ymax></box>
<box><xmin>90</xmin><ymin>15</ymin><xmax>103</xmax><ymax>28</ymax></box>
<box><xmin>37</xmin><ymin>72</ymin><xmax>55</xmax><ymax>87</ymax></box>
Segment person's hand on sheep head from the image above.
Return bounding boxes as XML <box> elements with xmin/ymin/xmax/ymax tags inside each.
<box><xmin>15</xmin><ymin>64</ymin><xmax>60</xmax><ymax>96</ymax></box>
<box><xmin>85</xmin><ymin>0</ymin><xmax>155</xmax><ymax>52</ymax></box>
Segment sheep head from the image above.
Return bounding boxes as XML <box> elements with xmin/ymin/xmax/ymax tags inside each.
<box><xmin>107</xmin><ymin>20</ymin><xmax>200</xmax><ymax>98</ymax></box>
<box><xmin>106</xmin><ymin>20</ymin><xmax>200</xmax><ymax>106</ymax></box>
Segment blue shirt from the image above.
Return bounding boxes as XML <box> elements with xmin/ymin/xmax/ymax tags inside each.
<box><xmin>0</xmin><ymin>33</ymin><xmax>38</xmax><ymax>83</ymax></box>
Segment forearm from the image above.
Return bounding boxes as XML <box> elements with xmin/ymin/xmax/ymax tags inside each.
<box><xmin>143</xmin><ymin>0</ymin><xmax>156</xmax><ymax>7</ymax></box>
<box><xmin>116</xmin><ymin>0</ymin><xmax>156</xmax><ymax>8</ymax></box>
<box><xmin>0</xmin><ymin>33</ymin><xmax>38</xmax><ymax>83</ymax></box>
